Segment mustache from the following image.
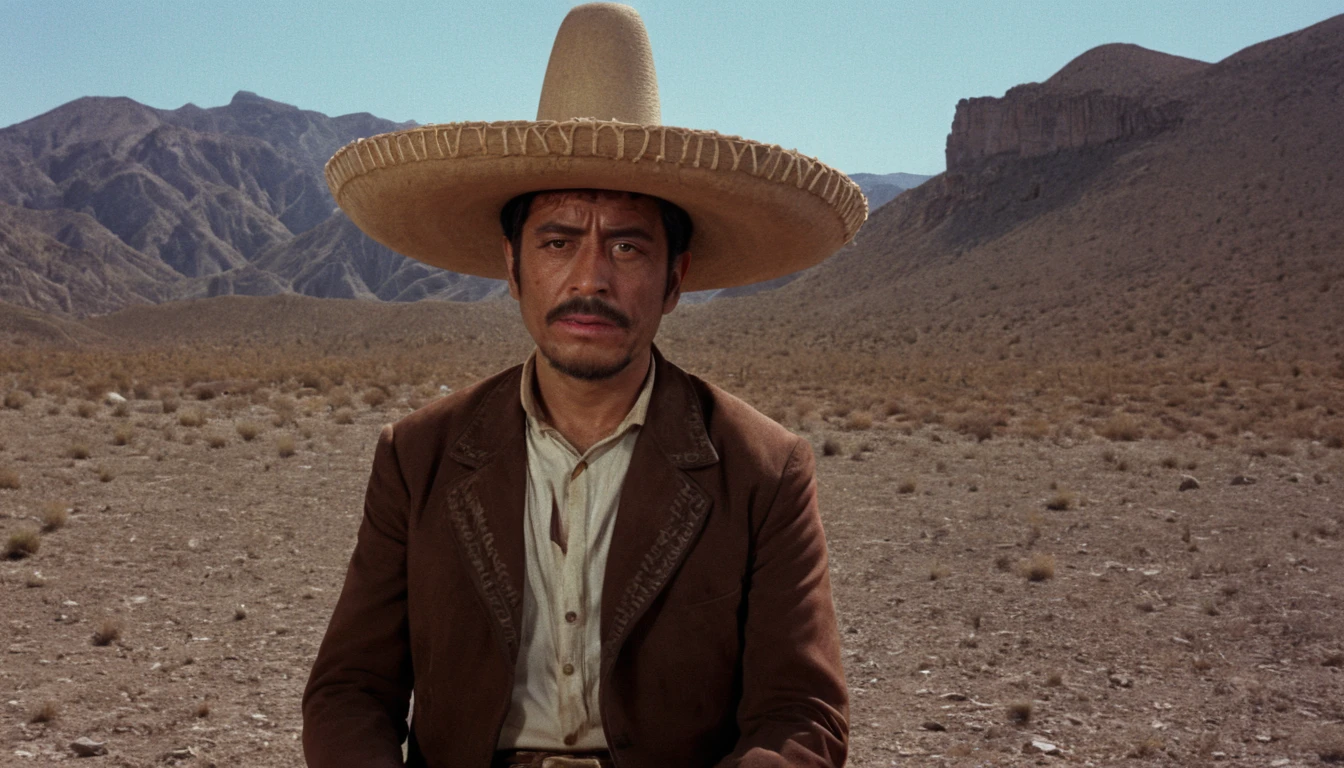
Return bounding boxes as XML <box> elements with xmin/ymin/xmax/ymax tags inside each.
<box><xmin>545</xmin><ymin>296</ymin><xmax>631</xmax><ymax>328</ymax></box>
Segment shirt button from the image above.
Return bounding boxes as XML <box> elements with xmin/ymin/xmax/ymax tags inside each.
<box><xmin>563</xmin><ymin>733</ymin><xmax>578</xmax><ymax>746</ymax></box>
<box><xmin>562</xmin><ymin>662</ymin><xmax>575</xmax><ymax>675</ymax></box>
<box><xmin>565</xmin><ymin>610</ymin><xmax>578</xmax><ymax>623</ymax></box>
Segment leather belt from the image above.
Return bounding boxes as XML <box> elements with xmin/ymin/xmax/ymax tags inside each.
<box><xmin>492</xmin><ymin>749</ymin><xmax>614</xmax><ymax>768</ymax></box>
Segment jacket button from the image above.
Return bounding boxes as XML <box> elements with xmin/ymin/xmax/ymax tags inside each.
<box><xmin>565</xmin><ymin>611</ymin><xmax>577</xmax><ymax>623</ymax></box>
<box><xmin>563</xmin><ymin>733</ymin><xmax>577</xmax><ymax>746</ymax></box>
<box><xmin>562</xmin><ymin>663</ymin><xmax>575</xmax><ymax>675</ymax></box>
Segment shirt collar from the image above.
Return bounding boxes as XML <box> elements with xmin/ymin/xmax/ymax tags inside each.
<box><xmin>519</xmin><ymin>350</ymin><xmax>656</xmax><ymax>449</ymax></box>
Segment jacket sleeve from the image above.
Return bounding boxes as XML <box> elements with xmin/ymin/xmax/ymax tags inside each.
<box><xmin>303</xmin><ymin>424</ymin><xmax>414</xmax><ymax>767</ymax></box>
<box><xmin>718</xmin><ymin>437</ymin><xmax>849</xmax><ymax>767</ymax></box>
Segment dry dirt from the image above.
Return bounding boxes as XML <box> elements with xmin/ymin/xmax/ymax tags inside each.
<box><xmin>2</xmin><ymin>372</ymin><xmax>1342</xmax><ymax>767</ymax></box>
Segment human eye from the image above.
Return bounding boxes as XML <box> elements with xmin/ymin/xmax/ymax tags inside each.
<box><xmin>611</xmin><ymin>242</ymin><xmax>642</xmax><ymax>258</ymax></box>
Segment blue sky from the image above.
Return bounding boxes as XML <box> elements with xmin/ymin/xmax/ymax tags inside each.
<box><xmin>3</xmin><ymin>0</ymin><xmax>1338</xmax><ymax>175</ymax></box>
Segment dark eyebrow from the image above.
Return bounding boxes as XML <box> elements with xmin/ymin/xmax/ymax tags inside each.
<box><xmin>530</xmin><ymin>223</ymin><xmax>656</xmax><ymax>243</ymax></box>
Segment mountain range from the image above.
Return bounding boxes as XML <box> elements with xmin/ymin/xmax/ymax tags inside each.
<box><xmin>0</xmin><ymin>91</ymin><xmax>927</xmax><ymax>316</ymax></box>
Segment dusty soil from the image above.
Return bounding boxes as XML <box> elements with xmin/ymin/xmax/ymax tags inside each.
<box><xmin>2</xmin><ymin>384</ymin><xmax>1342</xmax><ymax>766</ymax></box>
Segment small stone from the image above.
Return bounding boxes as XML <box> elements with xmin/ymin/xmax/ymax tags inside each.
<box><xmin>921</xmin><ymin>721</ymin><xmax>947</xmax><ymax>732</ymax></box>
<box><xmin>1023</xmin><ymin>740</ymin><xmax>1061</xmax><ymax>755</ymax></box>
<box><xmin>1108</xmin><ymin>674</ymin><xmax>1133</xmax><ymax>688</ymax></box>
<box><xmin>1178</xmin><ymin>475</ymin><xmax>1201</xmax><ymax>491</ymax></box>
<box><xmin>1211</xmin><ymin>751</ymin><xmax>1227</xmax><ymax>760</ymax></box>
<box><xmin>105</xmin><ymin>392</ymin><xmax>127</xmax><ymax>405</ymax></box>
<box><xmin>940</xmin><ymin>692</ymin><xmax>968</xmax><ymax>701</ymax></box>
<box><xmin>1286</xmin><ymin>473</ymin><xmax>1304</xmax><ymax>484</ymax></box>
<box><xmin>1230</xmin><ymin>475</ymin><xmax>1257</xmax><ymax>486</ymax></box>
<box><xmin>70</xmin><ymin>737</ymin><xmax>107</xmax><ymax>757</ymax></box>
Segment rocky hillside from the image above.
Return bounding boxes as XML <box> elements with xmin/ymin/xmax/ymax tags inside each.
<box><xmin>685</xmin><ymin>14</ymin><xmax>1344</xmax><ymax>368</ymax></box>
<box><xmin>0</xmin><ymin>92</ymin><xmax>515</xmax><ymax>314</ymax></box>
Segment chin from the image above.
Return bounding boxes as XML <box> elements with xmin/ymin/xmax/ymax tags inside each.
<box><xmin>542</xmin><ymin>345</ymin><xmax>633</xmax><ymax>382</ymax></box>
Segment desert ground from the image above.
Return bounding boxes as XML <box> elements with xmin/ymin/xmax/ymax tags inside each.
<box><xmin>2</xmin><ymin>324</ymin><xmax>1342</xmax><ymax>767</ymax></box>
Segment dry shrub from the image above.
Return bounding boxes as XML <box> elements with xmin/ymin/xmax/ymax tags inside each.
<box><xmin>277</xmin><ymin>434</ymin><xmax>297</xmax><ymax>458</ymax></box>
<box><xmin>1045</xmin><ymin>672</ymin><xmax>1063</xmax><ymax>687</ymax></box>
<box><xmin>67</xmin><ymin>441</ymin><xmax>91</xmax><ymax>460</ymax></box>
<box><xmin>333</xmin><ymin>407</ymin><xmax>355</xmax><ymax>425</ymax></box>
<box><xmin>160</xmin><ymin>395</ymin><xmax>180</xmax><ymax>414</ymax></box>
<box><xmin>1045</xmin><ymin>491</ymin><xmax>1074</xmax><ymax>511</ymax></box>
<box><xmin>236</xmin><ymin>421</ymin><xmax>262</xmax><ymax>441</ymax></box>
<box><xmin>1099</xmin><ymin>413</ymin><xmax>1141</xmax><ymax>441</ymax></box>
<box><xmin>112</xmin><ymin>424</ymin><xmax>134</xmax><ymax>446</ymax></box>
<box><xmin>195</xmin><ymin>702</ymin><xmax>211</xmax><ymax>718</ymax></box>
<box><xmin>75</xmin><ymin>401</ymin><xmax>97</xmax><ymax>418</ymax></box>
<box><xmin>821</xmin><ymin>437</ymin><xmax>842</xmax><ymax>457</ymax></box>
<box><xmin>28</xmin><ymin>701</ymin><xmax>57</xmax><ymax>724</ymax></box>
<box><xmin>41</xmin><ymin>501</ymin><xmax>69</xmax><ymax>532</ymax></box>
<box><xmin>1015</xmin><ymin>417</ymin><xmax>1051</xmax><ymax>440</ymax></box>
<box><xmin>178</xmin><ymin>409</ymin><xmax>206</xmax><ymax>428</ymax></box>
<box><xmin>844</xmin><ymin>411</ymin><xmax>873</xmax><ymax>431</ymax></box>
<box><xmin>897</xmin><ymin>479</ymin><xmax>917</xmax><ymax>494</ymax></box>
<box><xmin>111</xmin><ymin>401</ymin><xmax>130</xmax><ymax>418</ymax></box>
<box><xmin>0</xmin><ymin>467</ymin><xmax>19</xmax><ymax>489</ymax></box>
<box><xmin>5</xmin><ymin>528</ymin><xmax>41</xmax><ymax>559</ymax></box>
<box><xmin>91</xmin><ymin>618</ymin><xmax>121</xmax><ymax>646</ymax></box>
<box><xmin>4</xmin><ymin>390</ymin><xmax>32</xmax><ymax>410</ymax></box>
<box><xmin>1006</xmin><ymin>700</ymin><xmax>1032</xmax><ymax>724</ymax></box>
<box><xmin>1021</xmin><ymin>553</ymin><xmax>1055</xmax><ymax>582</ymax></box>
<box><xmin>362</xmin><ymin>387</ymin><xmax>390</xmax><ymax>408</ymax></box>
<box><xmin>97</xmin><ymin>465</ymin><xmax>114</xmax><ymax>483</ymax></box>
<box><xmin>953</xmin><ymin>411</ymin><xmax>999</xmax><ymax>442</ymax></box>
<box><xmin>929</xmin><ymin>564</ymin><xmax>951</xmax><ymax>581</ymax></box>
<box><xmin>207</xmin><ymin>434</ymin><xmax>227</xmax><ymax>449</ymax></box>
<box><xmin>1129</xmin><ymin>737</ymin><xmax>1164</xmax><ymax>759</ymax></box>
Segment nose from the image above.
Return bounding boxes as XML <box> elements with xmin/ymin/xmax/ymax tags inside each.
<box><xmin>568</xmin><ymin>235</ymin><xmax>612</xmax><ymax>295</ymax></box>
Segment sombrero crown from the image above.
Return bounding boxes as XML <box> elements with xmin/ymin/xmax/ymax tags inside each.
<box><xmin>325</xmin><ymin>2</ymin><xmax>867</xmax><ymax>291</ymax></box>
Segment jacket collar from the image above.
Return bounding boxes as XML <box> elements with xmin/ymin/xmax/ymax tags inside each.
<box><xmin>448</xmin><ymin>344</ymin><xmax>719</xmax><ymax>470</ymax></box>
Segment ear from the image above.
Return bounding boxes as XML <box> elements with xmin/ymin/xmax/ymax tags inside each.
<box><xmin>503</xmin><ymin>236</ymin><xmax>521</xmax><ymax>300</ymax></box>
<box><xmin>662</xmin><ymin>250</ymin><xmax>691</xmax><ymax>314</ymax></box>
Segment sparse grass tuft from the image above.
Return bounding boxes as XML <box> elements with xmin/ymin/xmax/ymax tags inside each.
<box><xmin>195</xmin><ymin>701</ymin><xmax>211</xmax><ymax>718</ymax></box>
<box><xmin>897</xmin><ymin>479</ymin><xmax>917</xmax><ymax>494</ymax></box>
<box><xmin>1129</xmin><ymin>737</ymin><xmax>1164</xmax><ymax>759</ymax></box>
<box><xmin>67</xmin><ymin>441</ymin><xmax>91</xmax><ymax>460</ymax></box>
<box><xmin>276</xmin><ymin>434</ymin><xmax>297</xmax><ymax>458</ymax></box>
<box><xmin>160</xmin><ymin>395</ymin><xmax>180</xmax><ymax>414</ymax></box>
<box><xmin>953</xmin><ymin>411</ymin><xmax>998</xmax><ymax>442</ymax></box>
<box><xmin>28</xmin><ymin>701</ymin><xmax>58</xmax><ymax>724</ymax></box>
<box><xmin>97</xmin><ymin>465</ymin><xmax>114</xmax><ymax>483</ymax></box>
<box><xmin>75</xmin><ymin>401</ymin><xmax>97</xmax><ymax>418</ymax></box>
<box><xmin>1045</xmin><ymin>672</ymin><xmax>1063</xmax><ymax>687</ymax></box>
<box><xmin>207</xmin><ymin>434</ymin><xmax>227</xmax><ymax>449</ymax></box>
<box><xmin>844</xmin><ymin>411</ymin><xmax>873</xmax><ymax>431</ymax></box>
<box><xmin>333</xmin><ymin>407</ymin><xmax>355</xmax><ymax>425</ymax></box>
<box><xmin>821</xmin><ymin>437</ymin><xmax>842</xmax><ymax>457</ymax></box>
<box><xmin>0</xmin><ymin>467</ymin><xmax>19</xmax><ymax>489</ymax></box>
<box><xmin>236</xmin><ymin>421</ymin><xmax>262</xmax><ymax>442</ymax></box>
<box><xmin>1006</xmin><ymin>700</ymin><xmax>1032</xmax><ymax>725</ymax></box>
<box><xmin>1099</xmin><ymin>413</ymin><xmax>1141</xmax><ymax>441</ymax></box>
<box><xmin>4</xmin><ymin>390</ymin><xmax>32</xmax><ymax>410</ymax></box>
<box><xmin>362</xmin><ymin>387</ymin><xmax>389</xmax><ymax>408</ymax></box>
<box><xmin>929</xmin><ymin>564</ymin><xmax>951</xmax><ymax>581</ymax></box>
<box><xmin>178</xmin><ymin>409</ymin><xmax>206</xmax><ymax>428</ymax></box>
<box><xmin>91</xmin><ymin>618</ymin><xmax>122</xmax><ymax>646</ymax></box>
<box><xmin>112</xmin><ymin>424</ymin><xmax>134</xmax><ymax>446</ymax></box>
<box><xmin>5</xmin><ymin>528</ymin><xmax>41</xmax><ymax>559</ymax></box>
<box><xmin>41</xmin><ymin>501</ymin><xmax>69</xmax><ymax>532</ymax></box>
<box><xmin>1021</xmin><ymin>553</ymin><xmax>1055</xmax><ymax>582</ymax></box>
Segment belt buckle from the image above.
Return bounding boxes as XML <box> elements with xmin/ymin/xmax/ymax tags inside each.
<box><xmin>540</xmin><ymin>758</ymin><xmax>603</xmax><ymax>768</ymax></box>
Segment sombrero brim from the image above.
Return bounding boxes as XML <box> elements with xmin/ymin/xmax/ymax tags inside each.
<box><xmin>325</xmin><ymin>119</ymin><xmax>867</xmax><ymax>292</ymax></box>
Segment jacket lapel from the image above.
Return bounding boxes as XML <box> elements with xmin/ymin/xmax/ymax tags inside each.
<box><xmin>600</xmin><ymin>348</ymin><xmax>719</xmax><ymax>676</ymax></box>
<box><xmin>440</xmin><ymin>369</ymin><xmax>528</xmax><ymax>662</ymax></box>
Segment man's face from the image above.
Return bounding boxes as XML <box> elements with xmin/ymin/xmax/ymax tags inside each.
<box><xmin>503</xmin><ymin>190</ymin><xmax>688</xmax><ymax>382</ymax></box>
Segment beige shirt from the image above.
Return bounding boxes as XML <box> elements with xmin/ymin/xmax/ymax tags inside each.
<box><xmin>496</xmin><ymin>352</ymin><xmax>655</xmax><ymax>750</ymax></box>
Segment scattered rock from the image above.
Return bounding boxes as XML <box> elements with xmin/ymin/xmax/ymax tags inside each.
<box><xmin>70</xmin><ymin>737</ymin><xmax>107</xmax><ymax>757</ymax></box>
<box><xmin>1286</xmin><ymin>473</ymin><xmax>1304</xmax><ymax>484</ymax></box>
<box><xmin>1108</xmin><ymin>674</ymin><xmax>1133</xmax><ymax>688</ymax></box>
<box><xmin>1023</xmin><ymin>739</ymin><xmax>1062</xmax><ymax>756</ymax></box>
<box><xmin>940</xmin><ymin>692</ymin><xmax>968</xmax><ymax>701</ymax></box>
<box><xmin>1178</xmin><ymin>475</ymin><xmax>1201</xmax><ymax>491</ymax></box>
<box><xmin>921</xmin><ymin>720</ymin><xmax>947</xmax><ymax>732</ymax></box>
<box><xmin>1230</xmin><ymin>475</ymin><xmax>1257</xmax><ymax>486</ymax></box>
<box><xmin>105</xmin><ymin>392</ymin><xmax>127</xmax><ymax>405</ymax></box>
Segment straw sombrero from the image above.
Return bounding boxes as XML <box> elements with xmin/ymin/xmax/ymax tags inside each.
<box><xmin>324</xmin><ymin>2</ymin><xmax>867</xmax><ymax>291</ymax></box>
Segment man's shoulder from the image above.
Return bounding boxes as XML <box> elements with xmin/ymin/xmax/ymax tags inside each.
<box><xmin>380</xmin><ymin>363</ymin><xmax>523</xmax><ymax>454</ymax></box>
<box><xmin>667</xmin><ymin>361</ymin><xmax>809</xmax><ymax>475</ymax></box>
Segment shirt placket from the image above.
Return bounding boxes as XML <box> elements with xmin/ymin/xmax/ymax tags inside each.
<box><xmin>556</xmin><ymin>454</ymin><xmax>590</xmax><ymax>745</ymax></box>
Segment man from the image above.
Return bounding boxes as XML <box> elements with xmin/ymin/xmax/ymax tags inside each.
<box><xmin>303</xmin><ymin>4</ymin><xmax>867</xmax><ymax>767</ymax></box>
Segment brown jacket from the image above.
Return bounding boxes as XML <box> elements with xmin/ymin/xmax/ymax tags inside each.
<box><xmin>302</xmin><ymin>350</ymin><xmax>848</xmax><ymax>767</ymax></box>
